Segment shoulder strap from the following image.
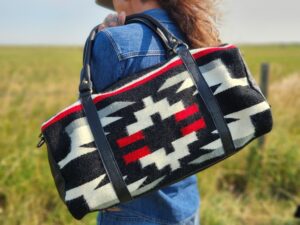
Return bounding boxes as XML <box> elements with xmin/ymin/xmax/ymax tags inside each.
<box><xmin>79</xmin><ymin>27</ymin><xmax>133</xmax><ymax>203</ymax></box>
<box><xmin>124</xmin><ymin>14</ymin><xmax>235</xmax><ymax>155</ymax></box>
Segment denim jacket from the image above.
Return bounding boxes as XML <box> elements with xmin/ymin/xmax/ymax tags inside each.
<box><xmin>90</xmin><ymin>8</ymin><xmax>200</xmax><ymax>224</ymax></box>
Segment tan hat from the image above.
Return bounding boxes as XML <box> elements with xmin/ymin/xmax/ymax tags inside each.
<box><xmin>96</xmin><ymin>0</ymin><xmax>114</xmax><ymax>10</ymax></box>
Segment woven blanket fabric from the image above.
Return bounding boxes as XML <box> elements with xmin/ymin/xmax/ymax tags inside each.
<box><xmin>41</xmin><ymin>45</ymin><xmax>273</xmax><ymax>219</ymax></box>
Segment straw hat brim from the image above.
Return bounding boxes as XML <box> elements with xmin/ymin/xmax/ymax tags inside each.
<box><xmin>96</xmin><ymin>0</ymin><xmax>114</xmax><ymax>10</ymax></box>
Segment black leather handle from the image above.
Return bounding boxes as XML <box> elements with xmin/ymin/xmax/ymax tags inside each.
<box><xmin>79</xmin><ymin>13</ymin><xmax>189</xmax><ymax>94</ymax></box>
<box><xmin>125</xmin><ymin>14</ymin><xmax>235</xmax><ymax>154</ymax></box>
<box><xmin>175</xmin><ymin>47</ymin><xmax>235</xmax><ymax>154</ymax></box>
<box><xmin>125</xmin><ymin>13</ymin><xmax>188</xmax><ymax>59</ymax></box>
<box><xmin>79</xmin><ymin>27</ymin><xmax>132</xmax><ymax>203</ymax></box>
<box><xmin>79</xmin><ymin>26</ymin><xmax>98</xmax><ymax>94</ymax></box>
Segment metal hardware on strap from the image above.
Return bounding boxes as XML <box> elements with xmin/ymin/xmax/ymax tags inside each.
<box><xmin>79</xmin><ymin>26</ymin><xmax>98</xmax><ymax>95</ymax></box>
<box><xmin>37</xmin><ymin>133</ymin><xmax>45</xmax><ymax>148</ymax></box>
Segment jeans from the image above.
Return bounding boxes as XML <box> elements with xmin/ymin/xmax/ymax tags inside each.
<box><xmin>97</xmin><ymin>207</ymin><xmax>200</xmax><ymax>225</ymax></box>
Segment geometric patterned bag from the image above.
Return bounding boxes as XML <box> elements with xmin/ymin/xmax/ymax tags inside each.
<box><xmin>38</xmin><ymin>14</ymin><xmax>273</xmax><ymax>219</ymax></box>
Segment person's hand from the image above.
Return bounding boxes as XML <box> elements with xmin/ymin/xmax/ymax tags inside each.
<box><xmin>98</xmin><ymin>11</ymin><xmax>126</xmax><ymax>31</ymax></box>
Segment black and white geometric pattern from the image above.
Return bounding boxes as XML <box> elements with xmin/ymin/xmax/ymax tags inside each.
<box><xmin>41</xmin><ymin>45</ymin><xmax>273</xmax><ymax>219</ymax></box>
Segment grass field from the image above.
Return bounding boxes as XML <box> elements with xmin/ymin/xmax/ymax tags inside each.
<box><xmin>0</xmin><ymin>45</ymin><xmax>299</xmax><ymax>225</ymax></box>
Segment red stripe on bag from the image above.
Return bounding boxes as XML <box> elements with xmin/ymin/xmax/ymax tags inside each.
<box><xmin>181</xmin><ymin>118</ymin><xmax>206</xmax><ymax>136</ymax></box>
<box><xmin>117</xmin><ymin>131</ymin><xmax>145</xmax><ymax>148</ymax></box>
<box><xmin>174</xmin><ymin>103</ymin><xmax>200</xmax><ymax>122</ymax></box>
<box><xmin>123</xmin><ymin>146</ymin><xmax>151</xmax><ymax>165</ymax></box>
<box><xmin>41</xmin><ymin>60</ymin><xmax>181</xmax><ymax>131</ymax></box>
<box><xmin>41</xmin><ymin>104</ymin><xmax>83</xmax><ymax>131</ymax></box>
<box><xmin>92</xmin><ymin>60</ymin><xmax>183</xmax><ymax>104</ymax></box>
<box><xmin>193</xmin><ymin>45</ymin><xmax>236</xmax><ymax>59</ymax></box>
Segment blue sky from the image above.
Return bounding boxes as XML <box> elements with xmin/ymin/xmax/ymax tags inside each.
<box><xmin>0</xmin><ymin>0</ymin><xmax>299</xmax><ymax>45</ymax></box>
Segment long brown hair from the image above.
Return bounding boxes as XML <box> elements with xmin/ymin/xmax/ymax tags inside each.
<box><xmin>143</xmin><ymin>0</ymin><xmax>221</xmax><ymax>48</ymax></box>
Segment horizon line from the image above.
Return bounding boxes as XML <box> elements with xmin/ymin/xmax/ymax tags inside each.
<box><xmin>1</xmin><ymin>42</ymin><xmax>300</xmax><ymax>48</ymax></box>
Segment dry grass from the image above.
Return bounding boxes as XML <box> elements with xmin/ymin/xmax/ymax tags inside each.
<box><xmin>199</xmin><ymin>71</ymin><xmax>300</xmax><ymax>225</ymax></box>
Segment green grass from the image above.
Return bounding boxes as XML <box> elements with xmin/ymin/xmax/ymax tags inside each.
<box><xmin>0</xmin><ymin>45</ymin><xmax>299</xmax><ymax>225</ymax></box>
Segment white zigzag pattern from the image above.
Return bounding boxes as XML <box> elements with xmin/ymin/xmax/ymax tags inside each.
<box><xmin>190</xmin><ymin>101</ymin><xmax>271</xmax><ymax>164</ymax></box>
<box><xmin>65</xmin><ymin>174</ymin><xmax>165</xmax><ymax>210</ymax></box>
<box><xmin>126</xmin><ymin>96</ymin><xmax>185</xmax><ymax>135</ymax></box>
<box><xmin>58</xmin><ymin>101</ymin><xmax>134</xmax><ymax>169</ymax></box>
<box><xmin>139</xmin><ymin>132</ymin><xmax>198</xmax><ymax>171</ymax></box>
<box><xmin>158</xmin><ymin>59</ymin><xmax>249</xmax><ymax>96</ymax></box>
<box><xmin>225</xmin><ymin>101</ymin><xmax>270</xmax><ymax>147</ymax></box>
<box><xmin>200</xmin><ymin>59</ymin><xmax>248</xmax><ymax>95</ymax></box>
<box><xmin>158</xmin><ymin>71</ymin><xmax>190</xmax><ymax>92</ymax></box>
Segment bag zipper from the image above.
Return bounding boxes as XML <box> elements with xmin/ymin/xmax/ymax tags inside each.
<box><xmin>37</xmin><ymin>133</ymin><xmax>45</xmax><ymax>148</ymax></box>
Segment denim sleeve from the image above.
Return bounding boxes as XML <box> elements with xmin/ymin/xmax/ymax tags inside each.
<box><xmin>91</xmin><ymin>30</ymin><xmax>125</xmax><ymax>93</ymax></box>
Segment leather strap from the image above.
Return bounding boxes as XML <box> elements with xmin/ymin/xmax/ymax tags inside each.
<box><xmin>125</xmin><ymin>13</ymin><xmax>185</xmax><ymax>59</ymax></box>
<box><xmin>125</xmin><ymin>15</ymin><xmax>235</xmax><ymax>154</ymax></box>
<box><xmin>80</xmin><ymin>93</ymin><xmax>132</xmax><ymax>202</ymax></box>
<box><xmin>176</xmin><ymin>47</ymin><xmax>235</xmax><ymax>153</ymax></box>
<box><xmin>79</xmin><ymin>27</ymin><xmax>132</xmax><ymax>203</ymax></box>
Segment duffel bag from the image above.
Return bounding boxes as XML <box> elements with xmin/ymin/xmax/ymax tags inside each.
<box><xmin>38</xmin><ymin>13</ymin><xmax>273</xmax><ymax>219</ymax></box>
